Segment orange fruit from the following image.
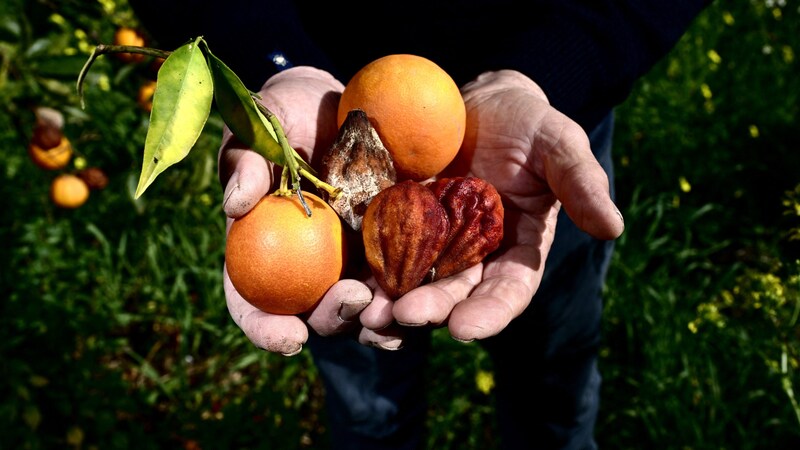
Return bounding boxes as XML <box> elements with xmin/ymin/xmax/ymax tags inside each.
<box><xmin>225</xmin><ymin>192</ymin><xmax>346</xmax><ymax>315</ymax></box>
<box><xmin>113</xmin><ymin>27</ymin><xmax>146</xmax><ymax>63</ymax></box>
<box><xmin>50</xmin><ymin>174</ymin><xmax>90</xmax><ymax>209</ymax></box>
<box><xmin>337</xmin><ymin>54</ymin><xmax>466</xmax><ymax>181</ymax></box>
<box><xmin>137</xmin><ymin>80</ymin><xmax>157</xmax><ymax>112</ymax></box>
<box><xmin>29</xmin><ymin>135</ymin><xmax>73</xmax><ymax>170</ymax></box>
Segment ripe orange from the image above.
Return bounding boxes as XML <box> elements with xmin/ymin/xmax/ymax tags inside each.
<box><xmin>29</xmin><ymin>135</ymin><xmax>73</xmax><ymax>170</ymax></box>
<box><xmin>113</xmin><ymin>27</ymin><xmax>146</xmax><ymax>63</ymax></box>
<box><xmin>225</xmin><ymin>192</ymin><xmax>346</xmax><ymax>315</ymax></box>
<box><xmin>50</xmin><ymin>174</ymin><xmax>90</xmax><ymax>209</ymax></box>
<box><xmin>337</xmin><ymin>54</ymin><xmax>466</xmax><ymax>181</ymax></box>
<box><xmin>137</xmin><ymin>80</ymin><xmax>157</xmax><ymax>112</ymax></box>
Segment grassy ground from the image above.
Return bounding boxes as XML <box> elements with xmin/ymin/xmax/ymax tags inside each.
<box><xmin>1</xmin><ymin>1</ymin><xmax>799</xmax><ymax>449</ymax></box>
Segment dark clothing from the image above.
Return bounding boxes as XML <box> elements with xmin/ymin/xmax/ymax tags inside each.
<box><xmin>129</xmin><ymin>0</ymin><xmax>709</xmax><ymax>131</ymax></box>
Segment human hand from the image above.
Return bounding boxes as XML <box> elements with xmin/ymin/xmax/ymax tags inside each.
<box><xmin>357</xmin><ymin>70</ymin><xmax>625</xmax><ymax>342</ymax></box>
<box><xmin>220</xmin><ymin>66</ymin><xmax>384</xmax><ymax>356</ymax></box>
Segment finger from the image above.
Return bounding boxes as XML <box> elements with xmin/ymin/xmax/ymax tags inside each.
<box><xmin>537</xmin><ymin>111</ymin><xmax>624</xmax><ymax>240</ymax></box>
<box><xmin>305</xmin><ymin>279</ymin><xmax>373</xmax><ymax>336</ymax></box>
<box><xmin>446</xmin><ymin>245</ymin><xmax>543</xmax><ymax>342</ymax></box>
<box><xmin>391</xmin><ymin>263</ymin><xmax>484</xmax><ymax>327</ymax></box>
<box><xmin>219</xmin><ymin>131</ymin><xmax>275</xmax><ymax>218</ymax></box>
<box><xmin>358</xmin><ymin>285</ymin><xmax>395</xmax><ymax>330</ymax></box>
<box><xmin>224</xmin><ymin>263</ymin><xmax>307</xmax><ymax>356</ymax></box>
<box><xmin>357</xmin><ymin>324</ymin><xmax>405</xmax><ymax>351</ymax></box>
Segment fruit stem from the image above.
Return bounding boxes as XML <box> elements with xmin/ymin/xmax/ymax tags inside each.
<box><xmin>299</xmin><ymin>167</ymin><xmax>342</xmax><ymax>199</ymax></box>
<box><xmin>261</xmin><ymin>107</ymin><xmax>343</xmax><ymax>202</ymax></box>
<box><xmin>77</xmin><ymin>44</ymin><xmax>171</xmax><ymax>109</ymax></box>
<box><xmin>277</xmin><ymin>166</ymin><xmax>313</xmax><ymax>216</ymax></box>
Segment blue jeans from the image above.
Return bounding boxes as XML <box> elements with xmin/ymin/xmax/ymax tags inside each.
<box><xmin>308</xmin><ymin>112</ymin><xmax>616</xmax><ymax>450</ymax></box>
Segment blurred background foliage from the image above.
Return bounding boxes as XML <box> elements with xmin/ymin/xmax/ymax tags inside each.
<box><xmin>0</xmin><ymin>0</ymin><xmax>798</xmax><ymax>449</ymax></box>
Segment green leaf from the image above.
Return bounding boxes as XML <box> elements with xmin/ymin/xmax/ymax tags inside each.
<box><xmin>135</xmin><ymin>37</ymin><xmax>213</xmax><ymax>198</ymax></box>
<box><xmin>202</xmin><ymin>46</ymin><xmax>286</xmax><ymax>165</ymax></box>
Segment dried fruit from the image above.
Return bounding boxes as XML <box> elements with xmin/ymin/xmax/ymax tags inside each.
<box><xmin>77</xmin><ymin>167</ymin><xmax>110</xmax><ymax>190</ymax></box>
<box><xmin>362</xmin><ymin>180</ymin><xmax>449</xmax><ymax>299</ymax></box>
<box><xmin>427</xmin><ymin>177</ymin><xmax>504</xmax><ymax>280</ymax></box>
<box><xmin>320</xmin><ymin>109</ymin><xmax>396</xmax><ymax>231</ymax></box>
<box><xmin>362</xmin><ymin>176</ymin><xmax>505</xmax><ymax>298</ymax></box>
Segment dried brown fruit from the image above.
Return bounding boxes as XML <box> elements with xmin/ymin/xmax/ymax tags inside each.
<box><xmin>427</xmin><ymin>177</ymin><xmax>504</xmax><ymax>280</ymax></box>
<box><xmin>320</xmin><ymin>109</ymin><xmax>396</xmax><ymax>231</ymax></box>
<box><xmin>32</xmin><ymin>107</ymin><xmax>65</xmax><ymax>150</ymax></box>
<box><xmin>362</xmin><ymin>180</ymin><xmax>449</xmax><ymax>299</ymax></box>
<box><xmin>77</xmin><ymin>167</ymin><xmax>110</xmax><ymax>190</ymax></box>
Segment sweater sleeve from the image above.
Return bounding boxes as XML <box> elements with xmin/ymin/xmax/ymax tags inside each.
<box><xmin>481</xmin><ymin>0</ymin><xmax>713</xmax><ymax>129</ymax></box>
<box><xmin>129</xmin><ymin>0</ymin><xmax>712</xmax><ymax>130</ymax></box>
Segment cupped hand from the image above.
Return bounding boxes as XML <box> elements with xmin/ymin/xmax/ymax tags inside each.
<box><xmin>220</xmin><ymin>67</ymin><xmax>385</xmax><ymax>356</ymax></box>
<box><xmin>359</xmin><ymin>70</ymin><xmax>625</xmax><ymax>342</ymax></box>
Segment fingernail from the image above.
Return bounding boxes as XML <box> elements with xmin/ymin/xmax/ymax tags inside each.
<box><xmin>280</xmin><ymin>345</ymin><xmax>303</xmax><ymax>357</ymax></box>
<box><xmin>338</xmin><ymin>300</ymin><xmax>369</xmax><ymax>322</ymax></box>
<box><xmin>396</xmin><ymin>321</ymin><xmax>430</xmax><ymax>327</ymax></box>
<box><xmin>369</xmin><ymin>339</ymin><xmax>403</xmax><ymax>351</ymax></box>
<box><xmin>452</xmin><ymin>336</ymin><xmax>475</xmax><ymax>344</ymax></box>
<box><xmin>614</xmin><ymin>205</ymin><xmax>624</xmax><ymax>224</ymax></box>
<box><xmin>222</xmin><ymin>172</ymin><xmax>239</xmax><ymax>211</ymax></box>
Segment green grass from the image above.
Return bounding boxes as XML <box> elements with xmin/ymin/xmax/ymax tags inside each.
<box><xmin>1</xmin><ymin>0</ymin><xmax>799</xmax><ymax>449</ymax></box>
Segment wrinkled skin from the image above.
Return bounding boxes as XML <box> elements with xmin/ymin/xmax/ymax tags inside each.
<box><xmin>220</xmin><ymin>66</ymin><xmax>624</xmax><ymax>356</ymax></box>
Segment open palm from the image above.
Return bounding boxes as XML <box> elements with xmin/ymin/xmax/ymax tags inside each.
<box><xmin>219</xmin><ymin>67</ymin><xmax>624</xmax><ymax>354</ymax></box>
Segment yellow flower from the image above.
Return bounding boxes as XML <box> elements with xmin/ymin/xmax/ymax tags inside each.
<box><xmin>49</xmin><ymin>13</ymin><xmax>66</xmax><ymax>26</ymax></box>
<box><xmin>98</xmin><ymin>74</ymin><xmax>110</xmax><ymax>92</ymax></box>
<box><xmin>722</xmin><ymin>11</ymin><xmax>735</xmax><ymax>26</ymax></box>
<box><xmin>700</xmin><ymin>83</ymin><xmax>713</xmax><ymax>99</ymax></box>
<box><xmin>679</xmin><ymin>176</ymin><xmax>692</xmax><ymax>193</ymax></box>
<box><xmin>475</xmin><ymin>370</ymin><xmax>495</xmax><ymax>395</ymax></box>
<box><xmin>782</xmin><ymin>45</ymin><xmax>794</xmax><ymax>64</ymax></box>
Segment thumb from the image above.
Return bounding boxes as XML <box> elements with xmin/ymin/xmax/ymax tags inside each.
<box><xmin>538</xmin><ymin>113</ymin><xmax>624</xmax><ymax>240</ymax></box>
<box><xmin>218</xmin><ymin>129</ymin><xmax>275</xmax><ymax>218</ymax></box>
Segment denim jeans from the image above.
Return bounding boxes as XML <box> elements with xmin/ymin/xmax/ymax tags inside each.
<box><xmin>308</xmin><ymin>111</ymin><xmax>616</xmax><ymax>450</ymax></box>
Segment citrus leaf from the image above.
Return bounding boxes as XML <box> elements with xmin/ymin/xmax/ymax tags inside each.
<box><xmin>135</xmin><ymin>37</ymin><xmax>213</xmax><ymax>198</ymax></box>
<box><xmin>203</xmin><ymin>47</ymin><xmax>286</xmax><ymax>165</ymax></box>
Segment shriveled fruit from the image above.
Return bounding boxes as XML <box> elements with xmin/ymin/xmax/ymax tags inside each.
<box><xmin>362</xmin><ymin>180</ymin><xmax>449</xmax><ymax>299</ymax></box>
<box><xmin>31</xmin><ymin>122</ymin><xmax>63</xmax><ymax>150</ymax></box>
<box><xmin>427</xmin><ymin>177</ymin><xmax>504</xmax><ymax>280</ymax></box>
<box><xmin>29</xmin><ymin>135</ymin><xmax>73</xmax><ymax>170</ymax></box>
<box><xmin>50</xmin><ymin>174</ymin><xmax>89</xmax><ymax>209</ymax></box>
<box><xmin>31</xmin><ymin>106</ymin><xmax>64</xmax><ymax>149</ymax></box>
<box><xmin>77</xmin><ymin>167</ymin><xmax>109</xmax><ymax>190</ymax></box>
<box><xmin>225</xmin><ymin>192</ymin><xmax>345</xmax><ymax>315</ymax></box>
<box><xmin>337</xmin><ymin>54</ymin><xmax>466</xmax><ymax>181</ymax></box>
<box><xmin>362</xmin><ymin>177</ymin><xmax>504</xmax><ymax>298</ymax></box>
<box><xmin>320</xmin><ymin>109</ymin><xmax>397</xmax><ymax>231</ymax></box>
